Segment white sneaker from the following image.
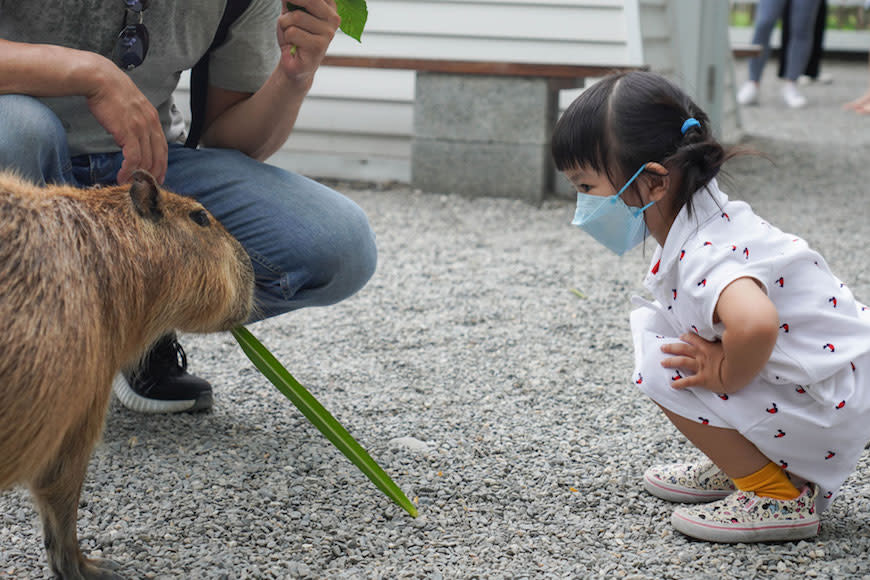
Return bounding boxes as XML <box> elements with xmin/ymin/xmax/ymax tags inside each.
<box><xmin>671</xmin><ymin>484</ymin><xmax>820</xmax><ymax>543</ymax></box>
<box><xmin>643</xmin><ymin>461</ymin><xmax>736</xmax><ymax>503</ymax></box>
<box><xmin>737</xmin><ymin>82</ymin><xmax>759</xmax><ymax>106</ymax></box>
<box><xmin>782</xmin><ymin>83</ymin><xmax>807</xmax><ymax>108</ymax></box>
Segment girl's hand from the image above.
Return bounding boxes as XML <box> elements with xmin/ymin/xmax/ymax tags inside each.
<box><xmin>661</xmin><ymin>277</ymin><xmax>780</xmax><ymax>395</ymax></box>
<box><xmin>277</xmin><ymin>0</ymin><xmax>340</xmax><ymax>83</ymax></box>
<box><xmin>660</xmin><ymin>333</ymin><xmax>727</xmax><ymax>393</ymax></box>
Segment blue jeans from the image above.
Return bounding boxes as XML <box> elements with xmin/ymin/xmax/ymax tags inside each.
<box><xmin>749</xmin><ymin>0</ymin><xmax>822</xmax><ymax>82</ymax></box>
<box><xmin>0</xmin><ymin>95</ymin><xmax>377</xmax><ymax>321</ymax></box>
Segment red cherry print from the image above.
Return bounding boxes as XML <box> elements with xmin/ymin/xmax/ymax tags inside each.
<box><xmin>698</xmin><ymin>417</ymin><xmax>710</xmax><ymax>425</ymax></box>
<box><xmin>679</xmin><ymin>250</ymin><xmax>685</xmax><ymax>261</ymax></box>
<box><xmin>743</xmin><ymin>247</ymin><xmax>749</xmax><ymax>259</ymax></box>
<box><xmin>672</xmin><ymin>370</ymin><xmax>683</xmax><ymax>381</ymax></box>
<box><xmin>780</xmin><ymin>323</ymin><xmax>789</xmax><ymax>333</ymax></box>
<box><xmin>829</xmin><ymin>297</ymin><xmax>838</xmax><ymax>308</ymax></box>
<box><xmin>697</xmin><ymin>279</ymin><xmax>707</xmax><ymax>287</ymax></box>
<box><xmin>730</xmin><ymin>245</ymin><xmax>737</xmax><ymax>252</ymax></box>
<box><xmin>835</xmin><ymin>400</ymin><xmax>846</xmax><ymax>409</ymax></box>
<box><xmin>779</xmin><ymin>460</ymin><xmax>788</xmax><ymax>469</ymax></box>
<box><xmin>824</xmin><ymin>491</ymin><xmax>833</xmax><ymax>499</ymax></box>
<box><xmin>691</xmin><ymin>325</ymin><xmax>699</xmax><ymax>334</ymax></box>
<box><xmin>635</xmin><ymin>373</ymin><xmax>643</xmax><ymax>385</ymax></box>
<box><xmin>718</xmin><ymin>393</ymin><xmax>729</xmax><ymax>400</ymax></box>
<box><xmin>766</xmin><ymin>402</ymin><xmax>778</xmax><ymax>414</ymax></box>
<box><xmin>721</xmin><ymin>212</ymin><xmax>730</xmax><ymax>221</ymax></box>
<box><xmin>651</xmin><ymin>259</ymin><xmax>660</xmax><ymax>275</ymax></box>
<box><xmin>851</xmin><ymin>361</ymin><xmax>856</xmax><ymax>372</ymax></box>
<box><xmin>825</xmin><ymin>451</ymin><xmax>836</xmax><ymax>460</ymax></box>
<box><xmin>774</xmin><ymin>429</ymin><xmax>785</xmax><ymax>438</ymax></box>
<box><xmin>795</xmin><ymin>386</ymin><xmax>806</xmax><ymax>394</ymax></box>
<box><xmin>823</xmin><ymin>343</ymin><xmax>836</xmax><ymax>352</ymax></box>
<box><xmin>703</xmin><ymin>241</ymin><xmax>713</xmax><ymax>246</ymax></box>
<box><xmin>775</xmin><ymin>277</ymin><xmax>784</xmax><ymax>287</ymax></box>
<box><xmin>672</xmin><ymin>289</ymin><xmax>678</xmax><ymax>300</ymax></box>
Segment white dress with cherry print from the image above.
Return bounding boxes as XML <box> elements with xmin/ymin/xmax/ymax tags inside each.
<box><xmin>630</xmin><ymin>179</ymin><xmax>870</xmax><ymax>512</ymax></box>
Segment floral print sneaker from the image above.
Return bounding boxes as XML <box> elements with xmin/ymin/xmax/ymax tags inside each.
<box><xmin>671</xmin><ymin>484</ymin><xmax>820</xmax><ymax>543</ymax></box>
<box><xmin>643</xmin><ymin>461</ymin><xmax>736</xmax><ymax>503</ymax></box>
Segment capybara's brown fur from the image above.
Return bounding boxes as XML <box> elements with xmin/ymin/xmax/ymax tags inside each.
<box><xmin>0</xmin><ymin>170</ymin><xmax>254</xmax><ymax>579</ymax></box>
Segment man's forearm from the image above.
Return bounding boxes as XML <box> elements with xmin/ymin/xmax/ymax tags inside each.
<box><xmin>199</xmin><ymin>68</ymin><xmax>314</xmax><ymax>160</ymax></box>
<box><xmin>0</xmin><ymin>40</ymin><xmax>107</xmax><ymax>98</ymax></box>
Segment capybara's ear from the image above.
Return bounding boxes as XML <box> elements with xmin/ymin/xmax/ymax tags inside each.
<box><xmin>129</xmin><ymin>170</ymin><xmax>164</xmax><ymax>221</ymax></box>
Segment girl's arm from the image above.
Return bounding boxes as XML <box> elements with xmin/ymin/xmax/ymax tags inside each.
<box><xmin>661</xmin><ymin>276</ymin><xmax>779</xmax><ymax>394</ymax></box>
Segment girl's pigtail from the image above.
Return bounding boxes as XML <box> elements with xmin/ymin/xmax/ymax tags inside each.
<box><xmin>665</xmin><ymin>117</ymin><xmax>729</xmax><ymax>212</ymax></box>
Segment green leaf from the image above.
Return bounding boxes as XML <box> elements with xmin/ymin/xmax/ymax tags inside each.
<box><xmin>336</xmin><ymin>0</ymin><xmax>367</xmax><ymax>42</ymax></box>
<box><xmin>231</xmin><ymin>326</ymin><xmax>417</xmax><ymax>518</ymax></box>
<box><xmin>286</xmin><ymin>0</ymin><xmax>367</xmax><ymax>42</ymax></box>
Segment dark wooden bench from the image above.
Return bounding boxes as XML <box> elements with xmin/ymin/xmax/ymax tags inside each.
<box><xmin>732</xmin><ymin>43</ymin><xmax>764</xmax><ymax>58</ymax></box>
<box><xmin>321</xmin><ymin>56</ymin><xmax>646</xmax><ymax>203</ymax></box>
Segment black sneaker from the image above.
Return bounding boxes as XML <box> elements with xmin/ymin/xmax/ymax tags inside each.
<box><xmin>113</xmin><ymin>333</ymin><xmax>213</xmax><ymax>413</ymax></box>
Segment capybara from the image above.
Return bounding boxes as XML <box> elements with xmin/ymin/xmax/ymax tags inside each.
<box><xmin>0</xmin><ymin>170</ymin><xmax>254</xmax><ymax>579</ymax></box>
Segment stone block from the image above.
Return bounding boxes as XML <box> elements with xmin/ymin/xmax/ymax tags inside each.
<box><xmin>414</xmin><ymin>73</ymin><xmax>555</xmax><ymax>145</ymax></box>
<box><xmin>411</xmin><ymin>138</ymin><xmax>551</xmax><ymax>204</ymax></box>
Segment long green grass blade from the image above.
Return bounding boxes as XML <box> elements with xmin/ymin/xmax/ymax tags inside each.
<box><xmin>231</xmin><ymin>326</ymin><xmax>418</xmax><ymax>518</ymax></box>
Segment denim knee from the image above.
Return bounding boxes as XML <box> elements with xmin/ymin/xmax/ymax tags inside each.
<box><xmin>250</xmin><ymin>195</ymin><xmax>378</xmax><ymax>320</ymax></box>
<box><xmin>0</xmin><ymin>95</ymin><xmax>72</xmax><ymax>185</ymax></box>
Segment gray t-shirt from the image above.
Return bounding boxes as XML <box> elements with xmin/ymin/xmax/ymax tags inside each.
<box><xmin>0</xmin><ymin>0</ymin><xmax>280</xmax><ymax>156</ymax></box>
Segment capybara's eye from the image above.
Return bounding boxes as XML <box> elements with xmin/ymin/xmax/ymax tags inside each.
<box><xmin>189</xmin><ymin>209</ymin><xmax>210</xmax><ymax>227</ymax></box>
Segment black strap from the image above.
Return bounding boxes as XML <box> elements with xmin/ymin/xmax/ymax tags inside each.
<box><xmin>184</xmin><ymin>0</ymin><xmax>254</xmax><ymax>148</ymax></box>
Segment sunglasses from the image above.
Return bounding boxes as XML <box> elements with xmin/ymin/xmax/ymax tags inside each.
<box><xmin>113</xmin><ymin>0</ymin><xmax>150</xmax><ymax>70</ymax></box>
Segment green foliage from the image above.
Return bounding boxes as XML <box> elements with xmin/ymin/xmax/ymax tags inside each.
<box><xmin>231</xmin><ymin>326</ymin><xmax>418</xmax><ymax>518</ymax></box>
<box><xmin>287</xmin><ymin>0</ymin><xmax>368</xmax><ymax>41</ymax></box>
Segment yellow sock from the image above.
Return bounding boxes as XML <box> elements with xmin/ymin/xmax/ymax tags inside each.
<box><xmin>733</xmin><ymin>461</ymin><xmax>800</xmax><ymax>500</ymax></box>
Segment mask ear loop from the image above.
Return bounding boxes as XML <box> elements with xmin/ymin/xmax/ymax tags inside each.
<box><xmin>616</xmin><ymin>164</ymin><xmax>648</xmax><ymax>200</ymax></box>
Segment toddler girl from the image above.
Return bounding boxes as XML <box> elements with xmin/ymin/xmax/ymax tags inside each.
<box><xmin>552</xmin><ymin>70</ymin><xmax>870</xmax><ymax>543</ymax></box>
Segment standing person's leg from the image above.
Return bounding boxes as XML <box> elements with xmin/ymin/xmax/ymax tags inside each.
<box><xmin>162</xmin><ymin>145</ymin><xmax>377</xmax><ymax>321</ymax></box>
<box><xmin>777</xmin><ymin>0</ymin><xmax>793</xmax><ymax>80</ymax></box>
<box><xmin>804</xmin><ymin>0</ymin><xmax>827</xmax><ymax>80</ymax></box>
<box><xmin>0</xmin><ymin>95</ymin><xmax>74</xmax><ymax>186</ymax></box>
<box><xmin>781</xmin><ymin>0</ymin><xmax>823</xmax><ymax>107</ymax></box>
<box><xmin>748</xmin><ymin>0</ymin><xmax>788</xmax><ymax>82</ymax></box>
<box><xmin>738</xmin><ymin>0</ymin><xmax>788</xmax><ymax>105</ymax></box>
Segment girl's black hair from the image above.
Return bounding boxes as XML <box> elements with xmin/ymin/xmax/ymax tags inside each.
<box><xmin>552</xmin><ymin>71</ymin><xmax>739</xmax><ymax>215</ymax></box>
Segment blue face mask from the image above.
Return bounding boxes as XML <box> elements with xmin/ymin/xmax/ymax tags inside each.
<box><xmin>571</xmin><ymin>164</ymin><xmax>655</xmax><ymax>256</ymax></box>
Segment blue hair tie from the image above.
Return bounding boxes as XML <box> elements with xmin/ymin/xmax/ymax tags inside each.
<box><xmin>681</xmin><ymin>118</ymin><xmax>701</xmax><ymax>135</ymax></box>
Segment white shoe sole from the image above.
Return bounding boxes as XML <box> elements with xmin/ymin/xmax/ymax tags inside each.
<box><xmin>112</xmin><ymin>374</ymin><xmax>205</xmax><ymax>414</ymax></box>
<box><xmin>671</xmin><ymin>509</ymin><xmax>820</xmax><ymax>543</ymax></box>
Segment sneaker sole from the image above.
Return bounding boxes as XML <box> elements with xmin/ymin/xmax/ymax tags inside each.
<box><xmin>643</xmin><ymin>473</ymin><xmax>734</xmax><ymax>503</ymax></box>
<box><xmin>671</xmin><ymin>509</ymin><xmax>820</xmax><ymax>543</ymax></box>
<box><xmin>112</xmin><ymin>374</ymin><xmax>213</xmax><ymax>414</ymax></box>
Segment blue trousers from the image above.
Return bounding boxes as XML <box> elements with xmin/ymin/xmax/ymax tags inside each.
<box><xmin>749</xmin><ymin>0</ymin><xmax>823</xmax><ymax>82</ymax></box>
<box><xmin>0</xmin><ymin>94</ymin><xmax>378</xmax><ymax>322</ymax></box>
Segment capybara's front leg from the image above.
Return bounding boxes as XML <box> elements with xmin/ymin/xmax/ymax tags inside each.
<box><xmin>30</xmin><ymin>416</ymin><xmax>122</xmax><ymax>580</ymax></box>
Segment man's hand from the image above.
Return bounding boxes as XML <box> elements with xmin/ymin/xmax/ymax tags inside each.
<box><xmin>85</xmin><ymin>59</ymin><xmax>167</xmax><ymax>184</ymax></box>
<box><xmin>661</xmin><ymin>333</ymin><xmax>727</xmax><ymax>393</ymax></box>
<box><xmin>277</xmin><ymin>0</ymin><xmax>340</xmax><ymax>83</ymax></box>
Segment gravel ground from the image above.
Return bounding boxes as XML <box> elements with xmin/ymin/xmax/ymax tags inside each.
<box><xmin>3</xmin><ymin>60</ymin><xmax>870</xmax><ymax>579</ymax></box>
